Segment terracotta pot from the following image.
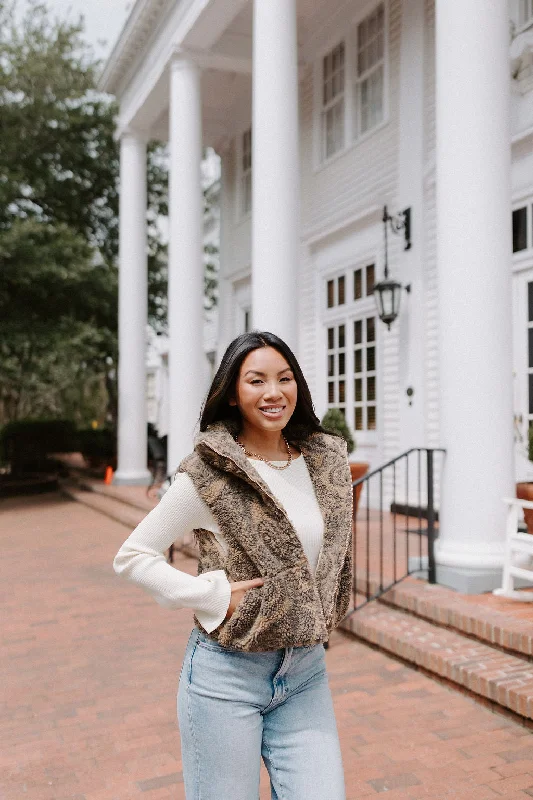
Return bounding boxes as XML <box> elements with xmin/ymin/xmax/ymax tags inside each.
<box><xmin>516</xmin><ymin>482</ymin><xmax>533</xmax><ymax>534</ymax></box>
<box><xmin>350</xmin><ymin>462</ymin><xmax>369</xmax><ymax>516</ymax></box>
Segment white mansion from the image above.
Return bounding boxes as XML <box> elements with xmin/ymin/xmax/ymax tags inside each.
<box><xmin>101</xmin><ymin>0</ymin><xmax>533</xmax><ymax>594</ymax></box>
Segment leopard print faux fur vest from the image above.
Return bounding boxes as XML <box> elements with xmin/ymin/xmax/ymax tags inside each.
<box><xmin>177</xmin><ymin>419</ymin><xmax>353</xmax><ymax>652</ymax></box>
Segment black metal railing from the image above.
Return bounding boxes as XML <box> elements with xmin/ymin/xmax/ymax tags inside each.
<box><xmin>349</xmin><ymin>447</ymin><xmax>445</xmax><ymax>614</ymax></box>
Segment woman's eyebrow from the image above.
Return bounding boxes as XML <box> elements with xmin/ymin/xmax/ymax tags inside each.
<box><xmin>243</xmin><ymin>367</ymin><xmax>293</xmax><ymax>377</ymax></box>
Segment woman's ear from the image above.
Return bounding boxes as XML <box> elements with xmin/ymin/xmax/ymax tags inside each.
<box><xmin>228</xmin><ymin>396</ymin><xmax>237</xmax><ymax>407</ymax></box>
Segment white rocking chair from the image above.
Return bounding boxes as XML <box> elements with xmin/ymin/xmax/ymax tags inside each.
<box><xmin>493</xmin><ymin>498</ymin><xmax>533</xmax><ymax>600</ymax></box>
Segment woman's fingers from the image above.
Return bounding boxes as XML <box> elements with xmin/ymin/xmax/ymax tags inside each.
<box><xmin>230</xmin><ymin>577</ymin><xmax>264</xmax><ymax>593</ymax></box>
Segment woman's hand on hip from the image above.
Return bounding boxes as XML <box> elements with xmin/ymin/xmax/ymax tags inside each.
<box><xmin>225</xmin><ymin>578</ymin><xmax>264</xmax><ymax>620</ymax></box>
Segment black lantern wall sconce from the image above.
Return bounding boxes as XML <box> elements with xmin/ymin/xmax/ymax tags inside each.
<box><xmin>373</xmin><ymin>205</ymin><xmax>412</xmax><ymax>329</ymax></box>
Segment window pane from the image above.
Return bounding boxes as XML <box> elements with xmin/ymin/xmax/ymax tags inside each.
<box><xmin>355</xmin><ymin>378</ymin><xmax>363</xmax><ymax>402</ymax></box>
<box><xmin>338</xmin><ymin>275</ymin><xmax>345</xmax><ymax>305</ymax></box>
<box><xmin>339</xmin><ymin>380</ymin><xmax>345</xmax><ymax>403</ymax></box>
<box><xmin>355</xmin><ymin>349</ymin><xmax>362</xmax><ymax>373</ymax></box>
<box><xmin>354</xmin><ymin>319</ymin><xmax>362</xmax><ymax>345</ymax></box>
<box><xmin>328</xmin><ymin>382</ymin><xmax>335</xmax><ymax>404</ymax></box>
<box><xmin>338</xmin><ymin>352</ymin><xmax>345</xmax><ymax>375</ymax></box>
<box><xmin>338</xmin><ymin>324</ymin><xmax>345</xmax><ymax>348</ymax></box>
<box><xmin>367</xmin><ymin>317</ymin><xmax>375</xmax><ymax>343</ymax></box>
<box><xmin>513</xmin><ymin>207</ymin><xmax>527</xmax><ymax>253</ymax></box>
<box><xmin>368</xmin><ymin>406</ymin><xmax>376</xmax><ymax>430</ymax></box>
<box><xmin>366</xmin><ymin>264</ymin><xmax>375</xmax><ymax>295</ymax></box>
<box><xmin>355</xmin><ymin>407</ymin><xmax>363</xmax><ymax>430</ymax></box>
<box><xmin>529</xmin><ymin>373</ymin><xmax>533</xmax><ymax>415</ymax></box>
<box><xmin>354</xmin><ymin>269</ymin><xmax>362</xmax><ymax>300</ymax></box>
<box><xmin>367</xmin><ymin>376</ymin><xmax>376</xmax><ymax>401</ymax></box>
<box><xmin>529</xmin><ymin>328</ymin><xmax>533</xmax><ymax>370</ymax></box>
<box><xmin>367</xmin><ymin>346</ymin><xmax>376</xmax><ymax>372</ymax></box>
<box><xmin>328</xmin><ymin>354</ymin><xmax>335</xmax><ymax>376</ymax></box>
<box><xmin>528</xmin><ymin>283</ymin><xmax>533</xmax><ymax>323</ymax></box>
<box><xmin>327</xmin><ymin>279</ymin><xmax>335</xmax><ymax>308</ymax></box>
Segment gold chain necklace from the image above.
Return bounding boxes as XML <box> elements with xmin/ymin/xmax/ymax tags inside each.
<box><xmin>234</xmin><ymin>433</ymin><xmax>293</xmax><ymax>470</ymax></box>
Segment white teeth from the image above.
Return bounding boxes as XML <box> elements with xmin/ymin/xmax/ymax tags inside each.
<box><xmin>261</xmin><ymin>407</ymin><xmax>283</xmax><ymax>414</ymax></box>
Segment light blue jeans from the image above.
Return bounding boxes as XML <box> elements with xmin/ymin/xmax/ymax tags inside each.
<box><xmin>177</xmin><ymin>628</ymin><xmax>345</xmax><ymax>800</ymax></box>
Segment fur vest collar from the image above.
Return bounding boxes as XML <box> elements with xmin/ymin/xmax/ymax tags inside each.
<box><xmin>178</xmin><ymin>419</ymin><xmax>353</xmax><ymax>651</ymax></box>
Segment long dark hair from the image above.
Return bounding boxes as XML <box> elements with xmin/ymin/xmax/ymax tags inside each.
<box><xmin>199</xmin><ymin>331</ymin><xmax>325</xmax><ymax>441</ymax></box>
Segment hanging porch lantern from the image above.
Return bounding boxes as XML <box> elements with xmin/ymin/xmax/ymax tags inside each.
<box><xmin>374</xmin><ymin>205</ymin><xmax>411</xmax><ymax>330</ymax></box>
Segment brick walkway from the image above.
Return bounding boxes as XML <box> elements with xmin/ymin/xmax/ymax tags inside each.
<box><xmin>2</xmin><ymin>494</ymin><xmax>533</xmax><ymax>800</ymax></box>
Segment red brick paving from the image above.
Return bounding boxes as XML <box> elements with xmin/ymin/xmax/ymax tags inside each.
<box><xmin>2</xmin><ymin>493</ymin><xmax>533</xmax><ymax>799</ymax></box>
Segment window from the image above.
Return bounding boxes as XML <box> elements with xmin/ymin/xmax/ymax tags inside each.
<box><xmin>241</xmin><ymin>127</ymin><xmax>252</xmax><ymax>216</ymax></box>
<box><xmin>316</xmin><ymin>3</ymin><xmax>387</xmax><ymax>164</ymax></box>
<box><xmin>321</xmin><ymin>42</ymin><xmax>345</xmax><ymax>160</ymax></box>
<box><xmin>327</xmin><ymin>324</ymin><xmax>347</xmax><ymax>415</ymax></box>
<box><xmin>513</xmin><ymin>206</ymin><xmax>528</xmax><ymax>253</ymax></box>
<box><xmin>324</xmin><ymin>267</ymin><xmax>378</xmax><ymax>436</ymax></box>
<box><xmin>354</xmin><ymin>317</ymin><xmax>377</xmax><ymax>431</ymax></box>
<box><xmin>355</xmin><ymin>4</ymin><xmax>385</xmax><ymax>136</ymax></box>
<box><xmin>520</xmin><ymin>0</ymin><xmax>533</xmax><ymax>27</ymax></box>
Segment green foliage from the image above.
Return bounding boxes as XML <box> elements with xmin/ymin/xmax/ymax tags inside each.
<box><xmin>77</xmin><ymin>427</ymin><xmax>116</xmax><ymax>467</ymax></box>
<box><xmin>0</xmin><ymin>418</ymin><xmax>78</xmax><ymax>472</ymax></box>
<box><xmin>321</xmin><ymin>408</ymin><xmax>355</xmax><ymax>455</ymax></box>
<box><xmin>528</xmin><ymin>424</ymin><xmax>533</xmax><ymax>463</ymax></box>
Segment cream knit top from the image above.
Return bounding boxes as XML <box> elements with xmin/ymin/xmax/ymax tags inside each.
<box><xmin>113</xmin><ymin>455</ymin><xmax>325</xmax><ymax>633</ymax></box>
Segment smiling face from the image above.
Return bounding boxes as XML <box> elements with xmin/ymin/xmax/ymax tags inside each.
<box><xmin>229</xmin><ymin>346</ymin><xmax>298</xmax><ymax>434</ymax></box>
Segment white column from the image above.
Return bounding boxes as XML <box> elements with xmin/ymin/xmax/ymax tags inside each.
<box><xmin>167</xmin><ymin>56</ymin><xmax>206</xmax><ymax>473</ymax></box>
<box><xmin>114</xmin><ymin>132</ymin><xmax>151</xmax><ymax>486</ymax></box>
<box><xmin>435</xmin><ymin>0</ymin><xmax>514</xmax><ymax>592</ymax></box>
<box><xmin>251</xmin><ymin>0</ymin><xmax>299</xmax><ymax>350</ymax></box>
<box><xmin>397</xmin><ymin>0</ymin><xmax>426</xmax><ymax>454</ymax></box>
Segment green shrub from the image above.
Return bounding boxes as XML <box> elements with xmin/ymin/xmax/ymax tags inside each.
<box><xmin>0</xmin><ymin>419</ymin><xmax>78</xmax><ymax>473</ymax></box>
<box><xmin>321</xmin><ymin>408</ymin><xmax>355</xmax><ymax>455</ymax></box>
<box><xmin>77</xmin><ymin>428</ymin><xmax>116</xmax><ymax>466</ymax></box>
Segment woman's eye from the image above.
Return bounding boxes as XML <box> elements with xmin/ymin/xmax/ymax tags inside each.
<box><xmin>251</xmin><ymin>379</ymin><xmax>263</xmax><ymax>385</ymax></box>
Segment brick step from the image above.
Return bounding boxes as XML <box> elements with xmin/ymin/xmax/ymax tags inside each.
<box><xmin>60</xmin><ymin>480</ymin><xmax>147</xmax><ymax>528</ymax></box>
<box><xmin>341</xmin><ymin>602</ymin><xmax>533</xmax><ymax>722</ymax></box>
<box><xmin>60</xmin><ymin>478</ymin><xmax>198</xmax><ymax>558</ymax></box>
<box><xmin>74</xmin><ymin>476</ymin><xmax>159</xmax><ymax>512</ymax></box>
<box><xmin>353</xmin><ymin>574</ymin><xmax>533</xmax><ymax>661</ymax></box>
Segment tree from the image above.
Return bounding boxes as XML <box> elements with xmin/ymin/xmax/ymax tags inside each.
<box><xmin>0</xmin><ymin>1</ymin><xmax>169</xmax><ymax>423</ymax></box>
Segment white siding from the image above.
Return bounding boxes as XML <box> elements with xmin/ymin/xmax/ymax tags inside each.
<box><xmin>299</xmin><ymin>0</ymin><xmax>402</xmax><ymax>470</ymax></box>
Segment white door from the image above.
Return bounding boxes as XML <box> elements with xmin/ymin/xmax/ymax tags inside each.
<box><xmin>512</xmin><ymin>268</ymin><xmax>533</xmax><ymax>482</ymax></box>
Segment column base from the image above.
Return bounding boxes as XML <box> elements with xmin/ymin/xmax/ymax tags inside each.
<box><xmin>434</xmin><ymin>563</ymin><xmax>503</xmax><ymax>594</ymax></box>
<box><xmin>112</xmin><ymin>470</ymin><xmax>152</xmax><ymax>486</ymax></box>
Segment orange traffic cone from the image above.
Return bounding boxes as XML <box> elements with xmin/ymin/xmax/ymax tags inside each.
<box><xmin>104</xmin><ymin>465</ymin><xmax>113</xmax><ymax>485</ymax></box>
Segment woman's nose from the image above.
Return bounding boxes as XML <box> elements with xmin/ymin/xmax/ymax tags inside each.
<box><xmin>263</xmin><ymin>381</ymin><xmax>282</xmax><ymax>399</ymax></box>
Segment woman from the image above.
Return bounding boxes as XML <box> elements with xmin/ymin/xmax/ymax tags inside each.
<box><xmin>113</xmin><ymin>331</ymin><xmax>353</xmax><ymax>800</ymax></box>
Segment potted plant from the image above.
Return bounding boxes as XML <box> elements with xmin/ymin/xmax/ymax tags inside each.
<box><xmin>517</xmin><ymin>425</ymin><xmax>533</xmax><ymax>533</ymax></box>
<box><xmin>321</xmin><ymin>408</ymin><xmax>369</xmax><ymax>515</ymax></box>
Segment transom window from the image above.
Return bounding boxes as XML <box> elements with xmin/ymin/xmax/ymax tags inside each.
<box><xmin>520</xmin><ymin>0</ymin><xmax>533</xmax><ymax>27</ymax></box>
<box><xmin>513</xmin><ymin>205</ymin><xmax>532</xmax><ymax>253</ymax></box>
<box><xmin>356</xmin><ymin>4</ymin><xmax>385</xmax><ymax>135</ymax></box>
<box><xmin>316</xmin><ymin>3</ymin><xmax>386</xmax><ymax>164</ymax></box>
<box><xmin>354</xmin><ymin>264</ymin><xmax>375</xmax><ymax>300</ymax></box>
<box><xmin>241</xmin><ymin>127</ymin><xmax>252</xmax><ymax>216</ymax></box>
<box><xmin>327</xmin><ymin>274</ymin><xmax>346</xmax><ymax>307</ymax></box>
<box><xmin>321</xmin><ymin>42</ymin><xmax>345</xmax><ymax>160</ymax></box>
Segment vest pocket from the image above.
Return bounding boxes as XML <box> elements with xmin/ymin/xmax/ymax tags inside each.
<box><xmin>217</xmin><ymin>561</ymin><xmax>328</xmax><ymax>651</ymax></box>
